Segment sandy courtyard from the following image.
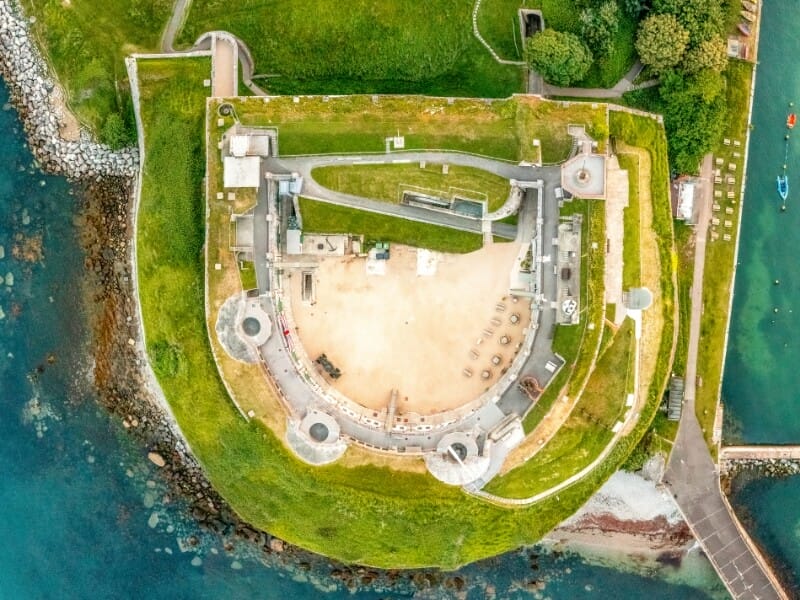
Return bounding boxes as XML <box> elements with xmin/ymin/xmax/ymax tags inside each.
<box><xmin>289</xmin><ymin>243</ymin><xmax>531</xmax><ymax>415</ymax></box>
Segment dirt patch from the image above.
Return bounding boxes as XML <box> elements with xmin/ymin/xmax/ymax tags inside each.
<box><xmin>289</xmin><ymin>243</ymin><xmax>530</xmax><ymax>415</ymax></box>
<box><xmin>49</xmin><ymin>83</ymin><xmax>81</xmax><ymax>142</ymax></box>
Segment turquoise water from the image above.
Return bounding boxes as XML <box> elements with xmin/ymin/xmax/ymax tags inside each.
<box><xmin>722</xmin><ymin>0</ymin><xmax>800</xmax><ymax>443</ymax></box>
<box><xmin>721</xmin><ymin>0</ymin><xmax>800</xmax><ymax>594</ymax></box>
<box><xmin>729</xmin><ymin>471</ymin><xmax>800</xmax><ymax>595</ymax></box>
<box><xmin>0</xmin><ymin>82</ymin><xmax>728</xmax><ymax>597</ymax></box>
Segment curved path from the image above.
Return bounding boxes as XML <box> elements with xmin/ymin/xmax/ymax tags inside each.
<box><xmin>278</xmin><ymin>151</ymin><xmax>560</xmax><ymax>238</ymax></box>
<box><xmin>161</xmin><ymin>0</ymin><xmax>268</xmax><ymax>95</ymax></box>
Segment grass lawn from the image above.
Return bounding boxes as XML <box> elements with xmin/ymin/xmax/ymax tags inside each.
<box><xmin>673</xmin><ymin>220</ymin><xmax>695</xmax><ymax>376</ymax></box>
<box><xmin>298</xmin><ymin>197</ymin><xmax>483</xmax><ymax>253</ymax></box>
<box><xmin>515</xmin><ymin>98</ymin><xmax>609</xmax><ymax>163</ymax></box>
<box><xmin>136</xmin><ymin>57</ymin><xmax>667</xmax><ymax>568</ymax></box>
<box><xmin>618</xmin><ymin>152</ymin><xmax>641</xmax><ymax>289</ymax></box>
<box><xmin>222</xmin><ymin>95</ymin><xmax>607</xmax><ymax>165</ymax></box>
<box><xmin>231</xmin><ymin>96</ymin><xmax>521</xmax><ymax>160</ymax></box>
<box><xmin>177</xmin><ymin>0</ymin><xmax>523</xmax><ymax>98</ymax></box>
<box><xmin>477</xmin><ymin>0</ymin><xmax>637</xmax><ymax>88</ymax></box>
<box><xmin>21</xmin><ymin>0</ymin><xmax>173</xmax><ymax>145</ymax></box>
<box><xmin>238</xmin><ymin>260</ymin><xmax>258</xmax><ymax>291</ymax></box>
<box><xmin>521</xmin><ymin>199</ymin><xmax>606</xmax><ymax>433</ymax></box>
<box><xmin>694</xmin><ymin>60</ymin><xmax>753</xmax><ymax>450</ymax></box>
<box><xmin>487</xmin><ymin>318</ymin><xmax>635</xmax><ymax>498</ymax></box>
<box><xmin>311</xmin><ymin>163</ymin><xmax>512</xmax><ymax>212</ymax></box>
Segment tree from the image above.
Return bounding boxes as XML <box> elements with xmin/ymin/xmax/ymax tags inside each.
<box><xmin>636</xmin><ymin>14</ymin><xmax>689</xmax><ymax>75</ymax></box>
<box><xmin>652</xmin><ymin>0</ymin><xmax>725</xmax><ymax>46</ymax></box>
<box><xmin>101</xmin><ymin>112</ymin><xmax>130</xmax><ymax>149</ymax></box>
<box><xmin>659</xmin><ymin>69</ymin><xmax>727</xmax><ymax>173</ymax></box>
<box><xmin>683</xmin><ymin>36</ymin><xmax>729</xmax><ymax>74</ymax></box>
<box><xmin>580</xmin><ymin>1</ymin><xmax>620</xmax><ymax>58</ymax></box>
<box><xmin>526</xmin><ymin>30</ymin><xmax>593</xmax><ymax>87</ymax></box>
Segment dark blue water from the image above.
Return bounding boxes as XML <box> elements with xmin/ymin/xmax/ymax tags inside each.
<box><xmin>0</xmin><ymin>81</ymin><xmax>727</xmax><ymax>598</ymax></box>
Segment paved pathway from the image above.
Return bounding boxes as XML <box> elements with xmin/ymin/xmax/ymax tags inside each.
<box><xmin>161</xmin><ymin>0</ymin><xmax>192</xmax><ymax>53</ymax></box>
<box><xmin>539</xmin><ymin>61</ymin><xmax>657</xmax><ymax>99</ymax></box>
<box><xmin>276</xmin><ymin>152</ymin><xmax>563</xmax><ymax>239</ymax></box>
<box><xmin>665</xmin><ymin>154</ymin><xmax>787</xmax><ymax>600</ymax></box>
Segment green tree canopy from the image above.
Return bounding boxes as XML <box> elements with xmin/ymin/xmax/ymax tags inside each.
<box><xmin>683</xmin><ymin>36</ymin><xmax>729</xmax><ymax>74</ymax></box>
<box><xmin>659</xmin><ymin>69</ymin><xmax>727</xmax><ymax>173</ymax></box>
<box><xmin>636</xmin><ymin>14</ymin><xmax>689</xmax><ymax>75</ymax></box>
<box><xmin>580</xmin><ymin>1</ymin><xmax>620</xmax><ymax>58</ymax></box>
<box><xmin>652</xmin><ymin>0</ymin><xmax>725</xmax><ymax>46</ymax></box>
<box><xmin>526</xmin><ymin>30</ymin><xmax>593</xmax><ymax>86</ymax></box>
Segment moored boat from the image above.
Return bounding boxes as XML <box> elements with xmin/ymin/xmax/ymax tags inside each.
<box><xmin>788</xmin><ymin>113</ymin><xmax>797</xmax><ymax>129</ymax></box>
<box><xmin>777</xmin><ymin>174</ymin><xmax>789</xmax><ymax>202</ymax></box>
<box><xmin>741</xmin><ymin>9</ymin><xmax>756</xmax><ymax>22</ymax></box>
<box><xmin>738</xmin><ymin>22</ymin><xmax>751</xmax><ymax>36</ymax></box>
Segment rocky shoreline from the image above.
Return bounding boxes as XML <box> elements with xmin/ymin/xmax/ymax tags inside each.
<box><xmin>0</xmin><ymin>0</ymin><xmax>137</xmax><ymax>179</ymax></box>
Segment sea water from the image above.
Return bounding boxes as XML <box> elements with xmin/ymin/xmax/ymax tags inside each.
<box><xmin>0</xmin><ymin>80</ymin><xmax>727</xmax><ymax>597</ymax></box>
<box><xmin>722</xmin><ymin>0</ymin><xmax>800</xmax><ymax>443</ymax></box>
<box><xmin>719</xmin><ymin>0</ymin><xmax>800</xmax><ymax>592</ymax></box>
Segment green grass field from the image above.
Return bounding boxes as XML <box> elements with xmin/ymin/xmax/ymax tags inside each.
<box><xmin>487</xmin><ymin>318</ymin><xmax>635</xmax><ymax>498</ymax></box>
<box><xmin>224</xmin><ymin>95</ymin><xmax>607</xmax><ymax>165</ymax></box>
<box><xmin>311</xmin><ymin>163</ymin><xmax>512</xmax><ymax>212</ymax></box>
<box><xmin>232</xmin><ymin>95</ymin><xmax>521</xmax><ymax>159</ymax></box>
<box><xmin>298</xmin><ymin>197</ymin><xmax>484</xmax><ymax>253</ymax></box>
<box><xmin>673</xmin><ymin>221</ymin><xmax>694</xmax><ymax>376</ymax></box>
<box><xmin>618</xmin><ymin>152</ymin><xmax>641</xmax><ymax>289</ymax></box>
<box><xmin>694</xmin><ymin>61</ymin><xmax>753</xmax><ymax>451</ymax></box>
<box><xmin>178</xmin><ymin>0</ymin><xmax>523</xmax><ymax>98</ymax></box>
<box><xmin>22</xmin><ymin>0</ymin><xmax>173</xmax><ymax>145</ymax></box>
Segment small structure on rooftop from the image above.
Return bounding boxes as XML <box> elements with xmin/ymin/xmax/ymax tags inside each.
<box><xmin>672</xmin><ymin>176</ymin><xmax>700</xmax><ymax>223</ymax></box>
<box><xmin>224</xmin><ymin>156</ymin><xmax>260</xmax><ymax>188</ymax></box>
<box><xmin>667</xmin><ymin>376</ymin><xmax>684</xmax><ymax>421</ymax></box>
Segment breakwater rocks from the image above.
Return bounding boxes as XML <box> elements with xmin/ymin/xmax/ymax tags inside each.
<box><xmin>0</xmin><ymin>0</ymin><xmax>138</xmax><ymax>179</ymax></box>
<box><xmin>723</xmin><ymin>457</ymin><xmax>800</xmax><ymax>478</ymax></box>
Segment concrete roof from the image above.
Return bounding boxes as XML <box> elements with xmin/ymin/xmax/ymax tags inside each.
<box><xmin>224</xmin><ymin>156</ymin><xmax>260</xmax><ymax>189</ymax></box>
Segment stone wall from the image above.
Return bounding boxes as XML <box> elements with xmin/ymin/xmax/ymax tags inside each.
<box><xmin>0</xmin><ymin>0</ymin><xmax>138</xmax><ymax>179</ymax></box>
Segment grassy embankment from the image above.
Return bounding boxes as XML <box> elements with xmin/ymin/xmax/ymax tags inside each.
<box><xmin>496</xmin><ymin>111</ymin><xmax>675</xmax><ymax>489</ymax></box>
<box><xmin>617</xmin><ymin>152</ymin><xmax>641</xmax><ymax>289</ymax></box>
<box><xmin>520</xmin><ymin>199</ymin><xmax>605</xmax><ymax>435</ymax></box>
<box><xmin>477</xmin><ymin>0</ymin><xmax>638</xmax><ymax>88</ymax></box>
<box><xmin>21</xmin><ymin>0</ymin><xmax>172</xmax><ymax>145</ymax></box>
<box><xmin>694</xmin><ymin>60</ymin><xmax>753</xmax><ymax>452</ymax></box>
<box><xmin>298</xmin><ymin>197</ymin><xmax>484</xmax><ymax>254</ymax></box>
<box><xmin>226</xmin><ymin>95</ymin><xmax>607</xmax><ymax>164</ymax></box>
<box><xmin>177</xmin><ymin>0</ymin><xmax>524</xmax><ymax>98</ymax></box>
<box><xmin>607</xmin><ymin>111</ymin><xmax>678</xmax><ymax>473</ymax></box>
<box><xmin>137</xmin><ymin>63</ymin><xmax>644</xmax><ymax>567</ymax></box>
<box><xmin>311</xmin><ymin>163</ymin><xmax>511</xmax><ymax>212</ymax></box>
<box><xmin>486</xmin><ymin>318</ymin><xmax>635</xmax><ymax>498</ymax></box>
